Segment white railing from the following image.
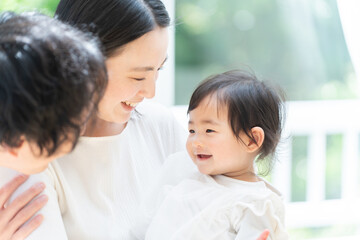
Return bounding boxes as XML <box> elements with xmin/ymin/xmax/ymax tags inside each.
<box><xmin>171</xmin><ymin>100</ymin><xmax>360</xmax><ymax>237</ymax></box>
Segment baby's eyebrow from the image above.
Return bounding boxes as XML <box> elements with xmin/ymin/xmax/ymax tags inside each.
<box><xmin>188</xmin><ymin>119</ymin><xmax>220</xmax><ymax>125</ymax></box>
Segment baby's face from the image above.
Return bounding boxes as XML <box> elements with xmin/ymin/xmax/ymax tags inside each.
<box><xmin>186</xmin><ymin>95</ymin><xmax>254</xmax><ymax>178</ymax></box>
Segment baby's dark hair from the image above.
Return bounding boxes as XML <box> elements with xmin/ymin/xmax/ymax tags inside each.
<box><xmin>0</xmin><ymin>11</ymin><xmax>107</xmax><ymax>156</ymax></box>
<box><xmin>188</xmin><ymin>70</ymin><xmax>285</xmax><ymax>164</ymax></box>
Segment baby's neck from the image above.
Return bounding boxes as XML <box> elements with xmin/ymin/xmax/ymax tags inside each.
<box><xmin>224</xmin><ymin>171</ymin><xmax>260</xmax><ymax>182</ymax></box>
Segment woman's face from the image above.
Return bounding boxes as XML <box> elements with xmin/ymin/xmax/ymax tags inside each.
<box><xmin>97</xmin><ymin>27</ymin><xmax>169</xmax><ymax>124</ymax></box>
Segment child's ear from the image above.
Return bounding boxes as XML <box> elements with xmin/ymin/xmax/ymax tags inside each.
<box><xmin>2</xmin><ymin>144</ymin><xmax>19</xmax><ymax>157</ymax></box>
<box><xmin>246</xmin><ymin>127</ymin><xmax>264</xmax><ymax>152</ymax></box>
<box><xmin>1</xmin><ymin>139</ymin><xmax>25</xmax><ymax>157</ymax></box>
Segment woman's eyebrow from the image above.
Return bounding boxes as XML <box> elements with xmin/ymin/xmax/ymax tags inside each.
<box><xmin>130</xmin><ymin>57</ymin><xmax>168</xmax><ymax>72</ymax></box>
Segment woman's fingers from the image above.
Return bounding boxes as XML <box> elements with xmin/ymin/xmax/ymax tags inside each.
<box><xmin>2</xmin><ymin>182</ymin><xmax>46</xmax><ymax>223</ymax></box>
<box><xmin>11</xmin><ymin>214</ymin><xmax>44</xmax><ymax>240</ymax></box>
<box><xmin>7</xmin><ymin>194</ymin><xmax>48</xmax><ymax>236</ymax></box>
<box><xmin>0</xmin><ymin>176</ymin><xmax>47</xmax><ymax>240</ymax></box>
<box><xmin>257</xmin><ymin>229</ymin><xmax>270</xmax><ymax>240</ymax></box>
<box><xmin>0</xmin><ymin>175</ymin><xmax>29</xmax><ymax>206</ymax></box>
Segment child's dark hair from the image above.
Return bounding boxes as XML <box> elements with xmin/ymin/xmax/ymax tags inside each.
<box><xmin>0</xmin><ymin>11</ymin><xmax>107</xmax><ymax>156</ymax></box>
<box><xmin>188</xmin><ymin>70</ymin><xmax>285</xmax><ymax>167</ymax></box>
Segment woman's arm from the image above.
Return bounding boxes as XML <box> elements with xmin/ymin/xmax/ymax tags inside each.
<box><xmin>0</xmin><ymin>174</ymin><xmax>47</xmax><ymax>240</ymax></box>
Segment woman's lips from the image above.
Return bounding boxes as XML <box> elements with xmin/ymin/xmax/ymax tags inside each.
<box><xmin>121</xmin><ymin>101</ymin><xmax>139</xmax><ymax>111</ymax></box>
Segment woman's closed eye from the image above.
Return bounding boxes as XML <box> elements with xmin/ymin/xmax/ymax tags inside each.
<box><xmin>132</xmin><ymin>77</ymin><xmax>146</xmax><ymax>81</ymax></box>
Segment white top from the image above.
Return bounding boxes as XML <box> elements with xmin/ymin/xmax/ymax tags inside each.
<box><xmin>133</xmin><ymin>151</ymin><xmax>289</xmax><ymax>240</ymax></box>
<box><xmin>0</xmin><ymin>101</ymin><xmax>187</xmax><ymax>240</ymax></box>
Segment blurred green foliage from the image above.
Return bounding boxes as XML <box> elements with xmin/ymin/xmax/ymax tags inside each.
<box><xmin>288</xmin><ymin>224</ymin><xmax>359</xmax><ymax>239</ymax></box>
<box><xmin>0</xmin><ymin>0</ymin><xmax>59</xmax><ymax>15</ymax></box>
<box><xmin>175</xmin><ymin>0</ymin><xmax>356</xmax><ymax>104</ymax></box>
<box><xmin>291</xmin><ymin>136</ymin><xmax>308</xmax><ymax>202</ymax></box>
<box><xmin>326</xmin><ymin>134</ymin><xmax>342</xmax><ymax>199</ymax></box>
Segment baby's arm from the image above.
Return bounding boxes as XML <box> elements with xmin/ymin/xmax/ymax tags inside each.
<box><xmin>0</xmin><ymin>167</ymin><xmax>68</xmax><ymax>240</ymax></box>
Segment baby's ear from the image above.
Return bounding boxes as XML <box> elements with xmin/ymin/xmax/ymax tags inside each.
<box><xmin>246</xmin><ymin>127</ymin><xmax>264</xmax><ymax>152</ymax></box>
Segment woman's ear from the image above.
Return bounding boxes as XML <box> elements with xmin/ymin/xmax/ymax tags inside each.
<box><xmin>246</xmin><ymin>126</ymin><xmax>265</xmax><ymax>152</ymax></box>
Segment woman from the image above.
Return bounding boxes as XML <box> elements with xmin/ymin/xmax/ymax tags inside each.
<box><xmin>0</xmin><ymin>1</ymin><xmax>271</xmax><ymax>239</ymax></box>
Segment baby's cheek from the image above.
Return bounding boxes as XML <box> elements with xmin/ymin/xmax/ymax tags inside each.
<box><xmin>186</xmin><ymin>144</ymin><xmax>194</xmax><ymax>160</ymax></box>
<box><xmin>185</xmin><ymin>140</ymin><xmax>192</xmax><ymax>157</ymax></box>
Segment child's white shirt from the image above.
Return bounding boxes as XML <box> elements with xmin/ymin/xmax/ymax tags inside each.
<box><xmin>134</xmin><ymin>151</ymin><xmax>289</xmax><ymax>240</ymax></box>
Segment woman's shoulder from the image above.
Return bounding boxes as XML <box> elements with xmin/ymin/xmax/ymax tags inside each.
<box><xmin>130</xmin><ymin>100</ymin><xmax>187</xmax><ymax>153</ymax></box>
<box><xmin>135</xmin><ymin>100</ymin><xmax>175</xmax><ymax>121</ymax></box>
<box><xmin>132</xmin><ymin>100</ymin><xmax>186</xmax><ymax>134</ymax></box>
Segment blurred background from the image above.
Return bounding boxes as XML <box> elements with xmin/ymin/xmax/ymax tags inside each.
<box><xmin>1</xmin><ymin>0</ymin><xmax>359</xmax><ymax>239</ymax></box>
<box><xmin>174</xmin><ymin>0</ymin><xmax>356</xmax><ymax>104</ymax></box>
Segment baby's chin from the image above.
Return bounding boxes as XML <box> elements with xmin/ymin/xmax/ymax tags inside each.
<box><xmin>194</xmin><ymin>164</ymin><xmax>215</xmax><ymax>176</ymax></box>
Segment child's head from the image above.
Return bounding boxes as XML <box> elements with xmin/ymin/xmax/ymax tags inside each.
<box><xmin>0</xmin><ymin>11</ymin><xmax>107</xmax><ymax>174</ymax></box>
<box><xmin>186</xmin><ymin>70</ymin><xmax>284</xmax><ymax>180</ymax></box>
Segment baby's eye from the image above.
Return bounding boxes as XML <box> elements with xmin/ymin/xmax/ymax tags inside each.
<box><xmin>206</xmin><ymin>129</ymin><xmax>215</xmax><ymax>133</ymax></box>
<box><xmin>189</xmin><ymin>129</ymin><xmax>195</xmax><ymax>134</ymax></box>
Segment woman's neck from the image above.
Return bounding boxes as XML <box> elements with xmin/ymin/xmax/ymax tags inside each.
<box><xmin>83</xmin><ymin>117</ymin><xmax>127</xmax><ymax>137</ymax></box>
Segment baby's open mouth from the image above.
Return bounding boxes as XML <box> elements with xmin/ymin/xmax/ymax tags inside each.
<box><xmin>197</xmin><ymin>154</ymin><xmax>212</xmax><ymax>160</ymax></box>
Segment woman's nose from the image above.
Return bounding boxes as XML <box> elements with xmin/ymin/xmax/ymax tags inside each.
<box><xmin>139</xmin><ymin>79</ymin><xmax>155</xmax><ymax>98</ymax></box>
<box><xmin>138</xmin><ymin>75</ymin><xmax>156</xmax><ymax>99</ymax></box>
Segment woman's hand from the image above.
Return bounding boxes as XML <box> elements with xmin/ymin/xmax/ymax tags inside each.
<box><xmin>0</xmin><ymin>174</ymin><xmax>48</xmax><ymax>240</ymax></box>
<box><xmin>257</xmin><ymin>229</ymin><xmax>270</xmax><ymax>240</ymax></box>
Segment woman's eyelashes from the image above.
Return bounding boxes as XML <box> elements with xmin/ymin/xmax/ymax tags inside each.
<box><xmin>131</xmin><ymin>66</ymin><xmax>164</xmax><ymax>81</ymax></box>
<box><xmin>132</xmin><ymin>77</ymin><xmax>146</xmax><ymax>81</ymax></box>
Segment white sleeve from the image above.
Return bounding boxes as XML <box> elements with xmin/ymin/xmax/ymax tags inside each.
<box><xmin>0</xmin><ymin>167</ymin><xmax>68</xmax><ymax>240</ymax></box>
<box><xmin>130</xmin><ymin>151</ymin><xmax>196</xmax><ymax>239</ymax></box>
<box><xmin>232</xmin><ymin>199</ymin><xmax>289</xmax><ymax>240</ymax></box>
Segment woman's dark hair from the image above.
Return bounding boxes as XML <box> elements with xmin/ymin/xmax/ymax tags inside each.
<box><xmin>55</xmin><ymin>0</ymin><xmax>170</xmax><ymax>57</ymax></box>
<box><xmin>0</xmin><ymin>11</ymin><xmax>107</xmax><ymax>156</ymax></box>
<box><xmin>188</xmin><ymin>70</ymin><xmax>285</xmax><ymax>168</ymax></box>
